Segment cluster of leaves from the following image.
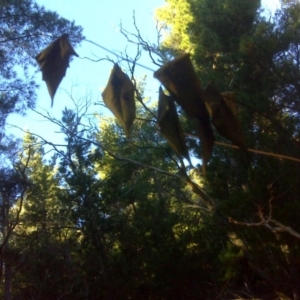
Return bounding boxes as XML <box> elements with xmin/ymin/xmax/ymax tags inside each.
<box><xmin>1</xmin><ymin>0</ymin><xmax>300</xmax><ymax>299</ymax></box>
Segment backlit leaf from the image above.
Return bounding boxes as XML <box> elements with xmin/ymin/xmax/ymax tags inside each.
<box><xmin>158</xmin><ymin>87</ymin><xmax>190</xmax><ymax>162</ymax></box>
<box><xmin>102</xmin><ymin>64</ymin><xmax>136</xmax><ymax>137</ymax></box>
<box><xmin>36</xmin><ymin>34</ymin><xmax>78</xmax><ymax>107</ymax></box>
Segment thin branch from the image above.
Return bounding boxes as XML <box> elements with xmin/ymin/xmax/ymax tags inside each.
<box><xmin>228</xmin><ymin>217</ymin><xmax>266</xmax><ymax>228</ymax></box>
<box><xmin>215</xmin><ymin>141</ymin><xmax>300</xmax><ymax>163</ymax></box>
<box><xmin>86</xmin><ymin>139</ymin><xmax>215</xmax><ymax>212</ymax></box>
<box><xmin>270</xmin><ymin>220</ymin><xmax>300</xmax><ymax>239</ymax></box>
<box><xmin>0</xmin><ymin>148</ymin><xmax>31</xmax><ymax>254</ymax></box>
<box><xmin>135</xmin><ymin>86</ymin><xmax>157</xmax><ymax>119</ymax></box>
<box><xmin>131</xmin><ymin>11</ymin><xmax>162</xmax><ymax>67</ymax></box>
<box><xmin>79</xmin><ymin>56</ymin><xmax>114</xmax><ymax>63</ymax></box>
<box><xmin>186</xmin><ymin>133</ymin><xmax>300</xmax><ymax>163</ymax></box>
<box><xmin>229</xmin><ymin>199</ymin><xmax>300</xmax><ymax>240</ymax></box>
<box><xmin>84</xmin><ymin>38</ymin><xmax>155</xmax><ymax>72</ymax></box>
<box><xmin>118</xmin><ymin>14</ymin><xmax>163</xmax><ymax>67</ymax></box>
<box><xmin>0</xmin><ymin>33</ymin><xmax>44</xmax><ymax>43</ymax></box>
<box><xmin>12</xmin><ymin>105</ymin><xmax>213</xmax><ymax>211</ymax></box>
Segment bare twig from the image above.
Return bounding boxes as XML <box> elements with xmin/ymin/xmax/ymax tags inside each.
<box><xmin>84</xmin><ymin>38</ymin><xmax>155</xmax><ymax>72</ymax></box>
<box><xmin>186</xmin><ymin>133</ymin><xmax>300</xmax><ymax>163</ymax></box>
<box><xmin>229</xmin><ymin>198</ymin><xmax>300</xmax><ymax>240</ymax></box>
<box><xmin>125</xmin><ymin>52</ymin><xmax>158</xmax><ymax>119</ymax></box>
<box><xmin>215</xmin><ymin>141</ymin><xmax>300</xmax><ymax>163</ymax></box>
<box><xmin>86</xmin><ymin>139</ymin><xmax>215</xmax><ymax>211</ymax></box>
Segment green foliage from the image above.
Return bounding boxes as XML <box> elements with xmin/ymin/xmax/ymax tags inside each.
<box><xmin>154</xmin><ymin>0</ymin><xmax>300</xmax><ymax>298</ymax></box>
<box><xmin>155</xmin><ymin>0</ymin><xmax>195</xmax><ymax>54</ymax></box>
<box><xmin>2</xmin><ymin>0</ymin><xmax>300</xmax><ymax>299</ymax></box>
<box><xmin>0</xmin><ymin>1</ymin><xmax>83</xmax><ymax>297</ymax></box>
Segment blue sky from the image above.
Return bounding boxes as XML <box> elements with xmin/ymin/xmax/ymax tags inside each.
<box><xmin>7</xmin><ymin>0</ymin><xmax>164</xmax><ymax>148</ymax></box>
<box><xmin>7</xmin><ymin>0</ymin><xmax>280</xmax><ymax>150</ymax></box>
<box><xmin>32</xmin><ymin>0</ymin><xmax>164</xmax><ymax>96</ymax></box>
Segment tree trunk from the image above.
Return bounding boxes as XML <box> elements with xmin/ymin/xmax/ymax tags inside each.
<box><xmin>4</xmin><ymin>260</ymin><xmax>12</xmax><ymax>300</ymax></box>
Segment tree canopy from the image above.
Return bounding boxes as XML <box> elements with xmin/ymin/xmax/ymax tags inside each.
<box><xmin>1</xmin><ymin>0</ymin><xmax>300</xmax><ymax>299</ymax></box>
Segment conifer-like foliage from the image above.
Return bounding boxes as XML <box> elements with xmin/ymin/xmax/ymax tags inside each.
<box><xmin>1</xmin><ymin>0</ymin><xmax>300</xmax><ymax>299</ymax></box>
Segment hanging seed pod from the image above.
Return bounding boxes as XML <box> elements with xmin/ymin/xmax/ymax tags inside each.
<box><xmin>221</xmin><ymin>91</ymin><xmax>237</xmax><ymax>116</ymax></box>
<box><xmin>154</xmin><ymin>54</ymin><xmax>215</xmax><ymax>174</ymax></box>
<box><xmin>102</xmin><ymin>64</ymin><xmax>136</xmax><ymax>137</ymax></box>
<box><xmin>203</xmin><ymin>82</ymin><xmax>247</xmax><ymax>151</ymax></box>
<box><xmin>36</xmin><ymin>34</ymin><xmax>78</xmax><ymax>107</ymax></box>
<box><xmin>196</xmin><ymin>118</ymin><xmax>215</xmax><ymax>174</ymax></box>
<box><xmin>158</xmin><ymin>87</ymin><xmax>190</xmax><ymax>163</ymax></box>
<box><xmin>154</xmin><ymin>54</ymin><xmax>206</xmax><ymax>118</ymax></box>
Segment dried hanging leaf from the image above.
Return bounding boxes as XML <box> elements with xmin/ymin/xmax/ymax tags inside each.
<box><xmin>196</xmin><ymin>118</ymin><xmax>215</xmax><ymax>175</ymax></box>
<box><xmin>158</xmin><ymin>87</ymin><xmax>190</xmax><ymax>162</ymax></box>
<box><xmin>102</xmin><ymin>64</ymin><xmax>136</xmax><ymax>137</ymax></box>
<box><xmin>154</xmin><ymin>54</ymin><xmax>205</xmax><ymax>118</ymax></box>
<box><xmin>203</xmin><ymin>82</ymin><xmax>247</xmax><ymax>151</ymax></box>
<box><xmin>221</xmin><ymin>91</ymin><xmax>237</xmax><ymax>116</ymax></box>
<box><xmin>35</xmin><ymin>34</ymin><xmax>78</xmax><ymax>107</ymax></box>
<box><xmin>154</xmin><ymin>53</ymin><xmax>214</xmax><ymax>174</ymax></box>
